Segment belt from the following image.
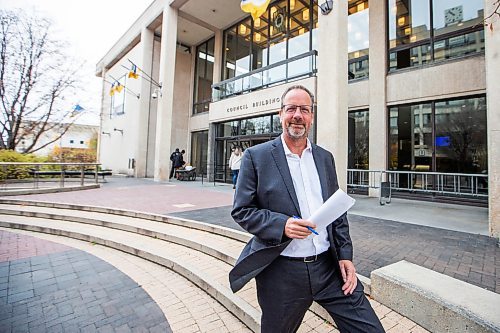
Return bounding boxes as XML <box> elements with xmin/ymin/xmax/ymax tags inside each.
<box><xmin>282</xmin><ymin>251</ymin><xmax>329</xmax><ymax>263</ymax></box>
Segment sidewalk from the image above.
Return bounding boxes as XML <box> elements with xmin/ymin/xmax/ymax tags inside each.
<box><xmin>8</xmin><ymin>176</ymin><xmax>498</xmax><ymax>294</ymax></box>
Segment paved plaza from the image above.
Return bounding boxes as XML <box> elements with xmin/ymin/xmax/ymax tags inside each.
<box><xmin>1</xmin><ymin>176</ymin><xmax>498</xmax><ymax>332</ymax></box>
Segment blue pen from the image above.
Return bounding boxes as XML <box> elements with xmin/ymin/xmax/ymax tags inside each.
<box><xmin>293</xmin><ymin>216</ymin><xmax>319</xmax><ymax>235</ymax></box>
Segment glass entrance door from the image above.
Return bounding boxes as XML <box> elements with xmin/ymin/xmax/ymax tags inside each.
<box><xmin>214</xmin><ymin>135</ymin><xmax>279</xmax><ymax>183</ymax></box>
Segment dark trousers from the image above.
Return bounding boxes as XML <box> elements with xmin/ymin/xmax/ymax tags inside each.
<box><xmin>169</xmin><ymin>165</ymin><xmax>177</xmax><ymax>179</ymax></box>
<box><xmin>255</xmin><ymin>252</ymin><xmax>385</xmax><ymax>333</ymax></box>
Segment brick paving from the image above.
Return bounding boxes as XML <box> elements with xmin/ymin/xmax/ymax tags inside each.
<box><xmin>0</xmin><ymin>230</ymin><xmax>171</xmax><ymax>333</ymax></box>
<box><xmin>170</xmin><ymin>206</ymin><xmax>500</xmax><ymax>294</ymax></box>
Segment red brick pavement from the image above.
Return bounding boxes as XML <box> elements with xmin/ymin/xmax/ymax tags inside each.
<box><xmin>10</xmin><ymin>180</ymin><xmax>234</xmax><ymax>215</ymax></box>
<box><xmin>0</xmin><ymin>230</ymin><xmax>71</xmax><ymax>262</ymax></box>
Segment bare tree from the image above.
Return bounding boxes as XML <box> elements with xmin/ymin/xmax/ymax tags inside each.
<box><xmin>0</xmin><ymin>9</ymin><xmax>82</xmax><ymax>154</ymax></box>
<box><xmin>484</xmin><ymin>0</ymin><xmax>500</xmax><ymax>30</ymax></box>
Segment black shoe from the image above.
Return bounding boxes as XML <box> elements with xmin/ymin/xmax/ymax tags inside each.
<box><xmin>233</xmin><ymin>185</ymin><xmax>236</xmax><ymax>189</ymax></box>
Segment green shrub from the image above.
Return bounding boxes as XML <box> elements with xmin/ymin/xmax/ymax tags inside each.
<box><xmin>0</xmin><ymin>150</ymin><xmax>43</xmax><ymax>180</ymax></box>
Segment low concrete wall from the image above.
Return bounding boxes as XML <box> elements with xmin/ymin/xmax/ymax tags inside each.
<box><xmin>371</xmin><ymin>260</ymin><xmax>500</xmax><ymax>333</ymax></box>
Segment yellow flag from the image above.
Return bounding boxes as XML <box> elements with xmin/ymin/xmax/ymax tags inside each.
<box><xmin>115</xmin><ymin>84</ymin><xmax>124</xmax><ymax>93</ymax></box>
<box><xmin>241</xmin><ymin>0</ymin><xmax>271</xmax><ymax>21</ymax></box>
<box><xmin>109</xmin><ymin>84</ymin><xmax>115</xmax><ymax>96</ymax></box>
<box><xmin>128</xmin><ymin>64</ymin><xmax>139</xmax><ymax>79</ymax></box>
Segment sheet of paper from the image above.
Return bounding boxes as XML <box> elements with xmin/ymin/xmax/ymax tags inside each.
<box><xmin>309</xmin><ymin>189</ymin><xmax>355</xmax><ymax>229</ymax></box>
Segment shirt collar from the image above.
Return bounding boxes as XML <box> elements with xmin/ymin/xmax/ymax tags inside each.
<box><xmin>281</xmin><ymin>134</ymin><xmax>312</xmax><ymax>156</ymax></box>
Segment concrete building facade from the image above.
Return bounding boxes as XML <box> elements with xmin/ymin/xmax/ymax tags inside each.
<box><xmin>96</xmin><ymin>0</ymin><xmax>499</xmax><ymax>239</ymax></box>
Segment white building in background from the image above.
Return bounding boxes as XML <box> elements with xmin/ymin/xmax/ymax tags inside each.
<box><xmin>95</xmin><ymin>0</ymin><xmax>499</xmax><ymax>239</ymax></box>
<box><xmin>17</xmin><ymin>122</ymin><xmax>99</xmax><ymax>157</ymax></box>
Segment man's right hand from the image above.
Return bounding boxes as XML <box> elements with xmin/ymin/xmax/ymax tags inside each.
<box><xmin>284</xmin><ymin>217</ymin><xmax>317</xmax><ymax>239</ymax></box>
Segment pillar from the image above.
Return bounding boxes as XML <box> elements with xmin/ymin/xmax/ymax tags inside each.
<box><xmin>317</xmin><ymin>0</ymin><xmax>349</xmax><ymax>190</ymax></box>
<box><xmin>485</xmin><ymin>0</ymin><xmax>500</xmax><ymax>239</ymax></box>
<box><xmin>135</xmin><ymin>27</ymin><xmax>154</xmax><ymax>178</ymax></box>
<box><xmin>154</xmin><ymin>5</ymin><xmax>178</xmax><ymax>181</ymax></box>
<box><xmin>368</xmin><ymin>0</ymin><xmax>388</xmax><ymax>196</ymax></box>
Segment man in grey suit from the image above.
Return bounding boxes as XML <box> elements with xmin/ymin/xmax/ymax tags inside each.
<box><xmin>229</xmin><ymin>85</ymin><xmax>384</xmax><ymax>332</ymax></box>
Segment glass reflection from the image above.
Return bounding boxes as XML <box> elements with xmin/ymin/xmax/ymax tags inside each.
<box><xmin>348</xmin><ymin>110</ymin><xmax>369</xmax><ymax>169</ymax></box>
<box><xmin>389</xmin><ymin>96</ymin><xmax>487</xmax><ymax>174</ymax></box>
<box><xmin>348</xmin><ymin>0</ymin><xmax>369</xmax><ymax>80</ymax></box>
<box><xmin>435</xmin><ymin>97</ymin><xmax>487</xmax><ymax>173</ymax></box>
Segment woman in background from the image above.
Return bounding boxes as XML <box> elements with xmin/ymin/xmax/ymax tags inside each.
<box><xmin>229</xmin><ymin>146</ymin><xmax>243</xmax><ymax>189</ymax></box>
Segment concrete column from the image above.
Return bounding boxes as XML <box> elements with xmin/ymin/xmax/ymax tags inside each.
<box><xmin>316</xmin><ymin>0</ymin><xmax>349</xmax><ymax>190</ymax></box>
<box><xmin>212</xmin><ymin>30</ymin><xmax>223</xmax><ymax>84</ymax></box>
<box><xmin>206</xmin><ymin>30</ymin><xmax>223</xmax><ymax>181</ymax></box>
<box><xmin>154</xmin><ymin>5</ymin><xmax>178</xmax><ymax>181</ymax></box>
<box><xmin>135</xmin><ymin>27</ymin><xmax>154</xmax><ymax>178</ymax></box>
<box><xmin>485</xmin><ymin>0</ymin><xmax>500</xmax><ymax>239</ymax></box>
<box><xmin>368</xmin><ymin>0</ymin><xmax>388</xmax><ymax>196</ymax></box>
<box><xmin>97</xmin><ymin>68</ymin><xmax>107</xmax><ymax>165</ymax></box>
<box><xmin>207</xmin><ymin>123</ymin><xmax>217</xmax><ymax>182</ymax></box>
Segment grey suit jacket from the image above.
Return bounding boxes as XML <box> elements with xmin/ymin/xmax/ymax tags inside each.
<box><xmin>229</xmin><ymin>136</ymin><xmax>353</xmax><ymax>292</ymax></box>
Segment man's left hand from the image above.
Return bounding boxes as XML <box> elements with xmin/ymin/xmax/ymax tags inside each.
<box><xmin>339</xmin><ymin>260</ymin><xmax>357</xmax><ymax>295</ymax></box>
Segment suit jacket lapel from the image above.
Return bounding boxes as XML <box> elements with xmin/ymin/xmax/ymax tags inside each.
<box><xmin>271</xmin><ymin>137</ymin><xmax>301</xmax><ymax>215</ymax></box>
<box><xmin>312</xmin><ymin>145</ymin><xmax>329</xmax><ymax>202</ymax></box>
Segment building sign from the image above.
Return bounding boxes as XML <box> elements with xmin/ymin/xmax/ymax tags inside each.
<box><xmin>209</xmin><ymin>77</ymin><xmax>316</xmax><ymax>122</ymax></box>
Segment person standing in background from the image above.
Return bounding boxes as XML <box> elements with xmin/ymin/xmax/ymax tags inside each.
<box><xmin>169</xmin><ymin>148</ymin><xmax>181</xmax><ymax>179</ymax></box>
<box><xmin>229</xmin><ymin>146</ymin><xmax>243</xmax><ymax>189</ymax></box>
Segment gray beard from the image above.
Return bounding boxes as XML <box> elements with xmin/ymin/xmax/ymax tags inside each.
<box><xmin>286</xmin><ymin>125</ymin><xmax>307</xmax><ymax>140</ymax></box>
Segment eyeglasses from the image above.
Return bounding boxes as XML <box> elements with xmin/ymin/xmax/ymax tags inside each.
<box><xmin>282</xmin><ymin>104</ymin><xmax>313</xmax><ymax>115</ymax></box>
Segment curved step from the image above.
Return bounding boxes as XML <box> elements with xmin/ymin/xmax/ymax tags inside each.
<box><xmin>0</xmin><ymin>200</ymin><xmax>427</xmax><ymax>333</ymax></box>
<box><xmin>0</xmin><ymin>203</ymin><xmax>341</xmax><ymax>332</ymax></box>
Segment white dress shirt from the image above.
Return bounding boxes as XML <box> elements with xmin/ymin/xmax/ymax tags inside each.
<box><xmin>280</xmin><ymin>135</ymin><xmax>330</xmax><ymax>257</ymax></box>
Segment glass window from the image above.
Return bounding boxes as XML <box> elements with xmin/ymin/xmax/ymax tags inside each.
<box><xmin>389</xmin><ymin>96</ymin><xmax>487</xmax><ymax>174</ymax></box>
<box><xmin>348</xmin><ymin>1</ymin><xmax>369</xmax><ymax>80</ymax></box>
<box><xmin>389</xmin><ymin>103</ymin><xmax>432</xmax><ymax>171</ymax></box>
<box><xmin>348</xmin><ymin>110</ymin><xmax>369</xmax><ymax>169</ymax></box>
<box><xmin>388</xmin><ymin>0</ymin><xmax>484</xmax><ymax>71</ymax></box>
<box><xmin>240</xmin><ymin>115</ymin><xmax>271</xmax><ymax>135</ymax></box>
<box><xmin>217</xmin><ymin>121</ymin><xmax>239</xmax><ymax>137</ymax></box>
<box><xmin>435</xmin><ymin>96</ymin><xmax>487</xmax><ymax>173</ymax></box>
<box><xmin>221</xmin><ymin>0</ymin><xmax>317</xmax><ymax>94</ymax></box>
<box><xmin>272</xmin><ymin>114</ymin><xmax>282</xmax><ymax>133</ymax></box>
<box><xmin>191</xmin><ymin>130</ymin><xmax>209</xmax><ymax>173</ymax></box>
<box><xmin>193</xmin><ymin>37</ymin><xmax>215</xmax><ymax>114</ymax></box>
<box><xmin>110</xmin><ymin>75</ymin><xmax>126</xmax><ymax>118</ymax></box>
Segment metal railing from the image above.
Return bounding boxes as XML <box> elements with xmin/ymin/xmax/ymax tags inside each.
<box><xmin>347</xmin><ymin>169</ymin><xmax>488</xmax><ymax>198</ymax></box>
<box><xmin>212</xmin><ymin>50</ymin><xmax>317</xmax><ymax>102</ymax></box>
<box><xmin>0</xmin><ymin>162</ymin><xmax>102</xmax><ymax>190</ymax></box>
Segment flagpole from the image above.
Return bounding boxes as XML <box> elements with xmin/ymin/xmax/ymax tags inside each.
<box><xmin>126</xmin><ymin>59</ymin><xmax>162</xmax><ymax>88</ymax></box>
<box><xmin>105</xmin><ymin>78</ymin><xmax>140</xmax><ymax>99</ymax></box>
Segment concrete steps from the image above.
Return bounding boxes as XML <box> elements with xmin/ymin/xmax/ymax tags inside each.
<box><xmin>0</xmin><ymin>200</ymin><xmax>342</xmax><ymax>332</ymax></box>
<box><xmin>0</xmin><ymin>199</ymin><xmax>427</xmax><ymax>333</ymax></box>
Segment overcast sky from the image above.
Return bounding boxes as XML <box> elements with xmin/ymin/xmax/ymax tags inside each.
<box><xmin>0</xmin><ymin>0</ymin><xmax>152</xmax><ymax>125</ymax></box>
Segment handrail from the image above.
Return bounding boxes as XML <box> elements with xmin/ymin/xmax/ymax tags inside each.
<box><xmin>0</xmin><ymin>162</ymin><xmax>102</xmax><ymax>190</ymax></box>
<box><xmin>213</xmin><ymin>50</ymin><xmax>317</xmax><ymax>87</ymax></box>
<box><xmin>212</xmin><ymin>50</ymin><xmax>317</xmax><ymax>101</ymax></box>
<box><xmin>347</xmin><ymin>169</ymin><xmax>488</xmax><ymax>199</ymax></box>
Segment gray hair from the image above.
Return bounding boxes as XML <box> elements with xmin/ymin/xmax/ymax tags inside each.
<box><xmin>280</xmin><ymin>85</ymin><xmax>315</xmax><ymax>107</ymax></box>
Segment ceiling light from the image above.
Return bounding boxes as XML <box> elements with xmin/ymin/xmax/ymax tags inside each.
<box><xmin>303</xmin><ymin>9</ymin><xmax>310</xmax><ymax>21</ymax></box>
<box><xmin>299</xmin><ymin>28</ymin><xmax>305</xmax><ymax>35</ymax></box>
<box><xmin>398</xmin><ymin>16</ymin><xmax>405</xmax><ymax>26</ymax></box>
<box><xmin>357</xmin><ymin>2</ymin><xmax>365</xmax><ymax>11</ymax></box>
<box><xmin>240</xmin><ymin>24</ymin><xmax>247</xmax><ymax>34</ymax></box>
<box><xmin>255</xmin><ymin>32</ymin><xmax>261</xmax><ymax>42</ymax></box>
<box><xmin>255</xmin><ymin>17</ymin><xmax>261</xmax><ymax>27</ymax></box>
<box><xmin>290</xmin><ymin>0</ymin><xmax>295</xmax><ymax>10</ymax></box>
